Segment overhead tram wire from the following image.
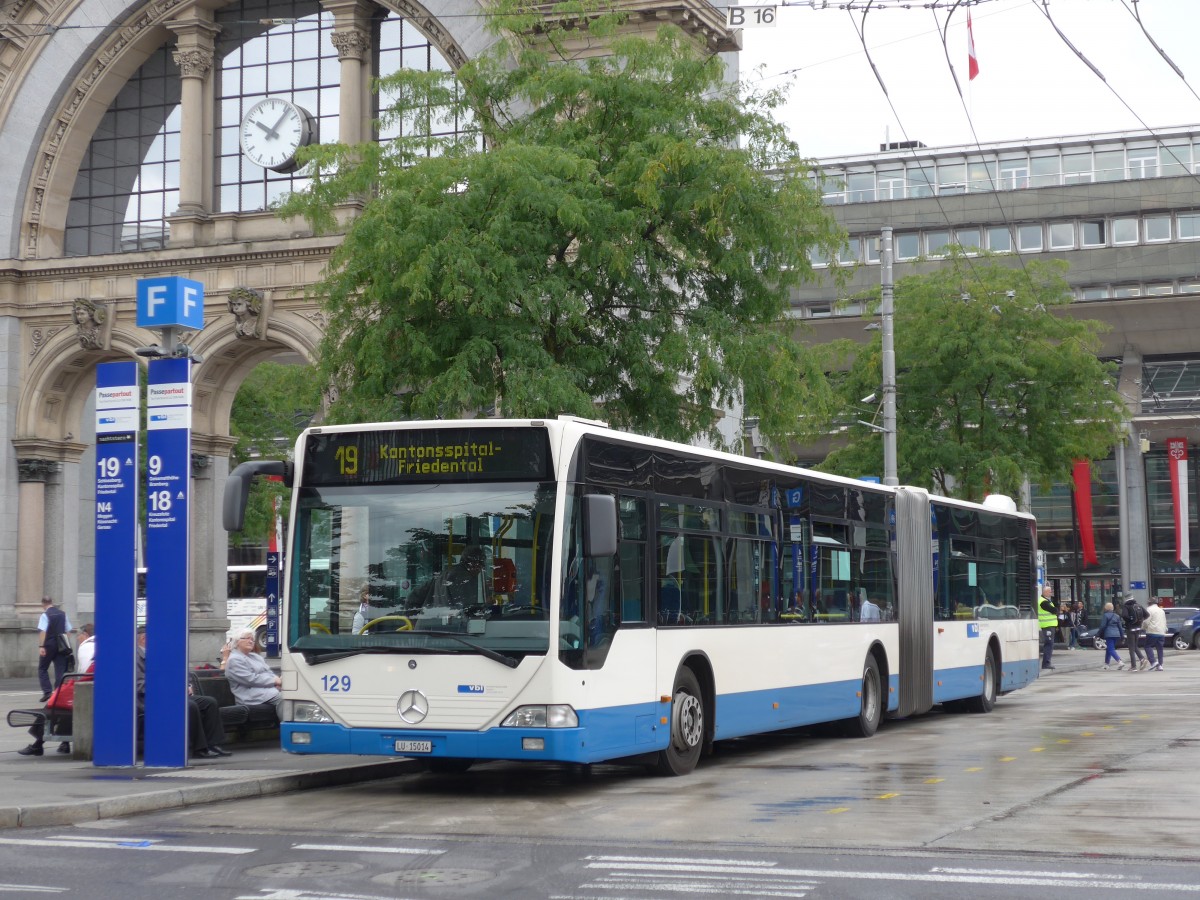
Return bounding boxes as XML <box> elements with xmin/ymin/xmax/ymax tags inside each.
<box><xmin>840</xmin><ymin>0</ymin><xmax>1025</xmax><ymax>286</ymax></box>
<box><xmin>1032</xmin><ymin>0</ymin><xmax>1200</xmax><ymax>192</ymax></box>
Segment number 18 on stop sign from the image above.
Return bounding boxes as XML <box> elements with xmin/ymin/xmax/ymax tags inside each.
<box><xmin>726</xmin><ymin>5</ymin><xmax>776</xmax><ymax>27</ymax></box>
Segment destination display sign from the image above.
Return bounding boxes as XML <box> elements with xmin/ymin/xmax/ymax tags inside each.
<box><xmin>303</xmin><ymin>427</ymin><xmax>552</xmax><ymax>486</ymax></box>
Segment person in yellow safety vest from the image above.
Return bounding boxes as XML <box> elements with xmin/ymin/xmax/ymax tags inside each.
<box><xmin>1038</xmin><ymin>584</ymin><xmax>1059</xmax><ymax>670</ymax></box>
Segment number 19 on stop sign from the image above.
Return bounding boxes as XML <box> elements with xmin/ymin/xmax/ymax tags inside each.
<box><xmin>726</xmin><ymin>5</ymin><xmax>776</xmax><ymax>27</ymax></box>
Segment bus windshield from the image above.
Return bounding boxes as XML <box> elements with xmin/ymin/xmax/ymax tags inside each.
<box><xmin>289</xmin><ymin>480</ymin><xmax>558</xmax><ymax>659</ymax></box>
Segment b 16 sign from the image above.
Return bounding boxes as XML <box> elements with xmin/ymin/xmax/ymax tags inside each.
<box><xmin>726</xmin><ymin>5</ymin><xmax>776</xmax><ymax>27</ymax></box>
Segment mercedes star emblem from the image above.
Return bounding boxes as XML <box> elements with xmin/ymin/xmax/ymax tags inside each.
<box><xmin>397</xmin><ymin>689</ymin><xmax>429</xmax><ymax>724</ymax></box>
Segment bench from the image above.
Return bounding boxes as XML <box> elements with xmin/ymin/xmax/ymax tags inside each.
<box><xmin>190</xmin><ymin>672</ymin><xmax>280</xmax><ymax>742</ymax></box>
<box><xmin>13</xmin><ymin>673</ymin><xmax>281</xmax><ymax>761</ymax></box>
<box><xmin>6</xmin><ymin>672</ymin><xmax>89</xmax><ymax>754</ymax></box>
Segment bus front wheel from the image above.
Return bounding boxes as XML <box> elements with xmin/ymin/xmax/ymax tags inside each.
<box><xmin>844</xmin><ymin>655</ymin><xmax>882</xmax><ymax>738</ymax></box>
<box><xmin>655</xmin><ymin>668</ymin><xmax>705</xmax><ymax>776</ymax></box>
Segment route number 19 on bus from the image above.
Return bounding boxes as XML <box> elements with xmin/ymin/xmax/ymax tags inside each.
<box><xmin>726</xmin><ymin>5</ymin><xmax>776</xmax><ymax>28</ymax></box>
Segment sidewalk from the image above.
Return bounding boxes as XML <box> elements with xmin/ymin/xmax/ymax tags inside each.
<box><xmin>0</xmin><ymin>678</ymin><xmax>421</xmax><ymax>829</ymax></box>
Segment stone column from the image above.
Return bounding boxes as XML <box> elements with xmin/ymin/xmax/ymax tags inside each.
<box><xmin>1119</xmin><ymin>347</ymin><xmax>1151</xmax><ymax>603</ymax></box>
<box><xmin>0</xmin><ymin>317</ymin><xmax>25</xmax><ymax>676</ymax></box>
<box><xmin>166</xmin><ymin>12</ymin><xmax>219</xmax><ymax>244</ymax></box>
<box><xmin>325</xmin><ymin>0</ymin><xmax>377</xmax><ymax>145</ymax></box>
<box><xmin>16</xmin><ymin>458</ymin><xmax>57</xmax><ymax>614</ymax></box>
<box><xmin>190</xmin><ymin>433</ymin><xmax>237</xmax><ymax>666</ymax></box>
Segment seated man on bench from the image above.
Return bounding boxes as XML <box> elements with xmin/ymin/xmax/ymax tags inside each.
<box><xmin>223</xmin><ymin>629</ymin><xmax>283</xmax><ymax>722</ymax></box>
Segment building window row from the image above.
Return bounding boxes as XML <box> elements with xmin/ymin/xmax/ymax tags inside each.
<box><xmin>810</xmin><ymin>210</ymin><xmax>1200</xmax><ymax>267</ymax></box>
<box><xmin>816</xmin><ymin>135</ymin><xmax>1200</xmax><ymax>204</ymax></box>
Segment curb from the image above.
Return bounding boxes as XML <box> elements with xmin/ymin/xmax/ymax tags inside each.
<box><xmin>0</xmin><ymin>758</ymin><xmax>424</xmax><ymax>829</ymax></box>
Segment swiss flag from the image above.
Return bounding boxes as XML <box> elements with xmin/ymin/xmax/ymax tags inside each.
<box><xmin>968</xmin><ymin>11</ymin><xmax>980</xmax><ymax>80</ymax></box>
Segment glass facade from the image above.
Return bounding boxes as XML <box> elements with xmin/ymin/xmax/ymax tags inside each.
<box><xmin>64</xmin><ymin>5</ymin><xmax>467</xmax><ymax>256</ymax></box>
<box><xmin>64</xmin><ymin>48</ymin><xmax>181</xmax><ymax>255</ymax></box>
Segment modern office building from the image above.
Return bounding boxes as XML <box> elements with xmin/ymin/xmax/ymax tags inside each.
<box><xmin>795</xmin><ymin>126</ymin><xmax>1200</xmax><ymax>617</ymax></box>
<box><xmin>0</xmin><ymin>0</ymin><xmax>736</xmax><ymax>675</ymax></box>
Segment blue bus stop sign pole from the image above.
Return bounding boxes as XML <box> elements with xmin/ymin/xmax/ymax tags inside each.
<box><xmin>137</xmin><ymin>275</ymin><xmax>203</xmax><ymax>769</ymax></box>
<box><xmin>92</xmin><ymin>362</ymin><xmax>140</xmax><ymax>767</ymax></box>
<box><xmin>142</xmin><ymin>356</ymin><xmax>192</xmax><ymax>767</ymax></box>
<box><xmin>265</xmin><ymin>550</ymin><xmax>281</xmax><ymax>658</ymax></box>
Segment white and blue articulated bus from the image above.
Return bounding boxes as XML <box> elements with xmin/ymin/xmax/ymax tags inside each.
<box><xmin>223</xmin><ymin>416</ymin><xmax>1040</xmax><ymax>775</ymax></box>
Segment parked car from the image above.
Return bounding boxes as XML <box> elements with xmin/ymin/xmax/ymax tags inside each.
<box><xmin>1171</xmin><ymin>608</ymin><xmax>1200</xmax><ymax>650</ymax></box>
<box><xmin>1082</xmin><ymin>605</ymin><xmax>1199</xmax><ymax>650</ymax></box>
<box><xmin>1081</xmin><ymin>624</ymin><xmax>1142</xmax><ymax>651</ymax></box>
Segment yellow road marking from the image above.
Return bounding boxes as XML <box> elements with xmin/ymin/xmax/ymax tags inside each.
<box><xmin>999</xmin><ymin>756</ymin><xmax>1017</xmax><ymax>762</ymax></box>
<box><xmin>876</xmin><ymin>793</ymin><xmax>900</xmax><ymax>800</ymax></box>
<box><xmin>924</xmin><ymin>778</ymin><xmax>944</xmax><ymax>784</ymax></box>
<box><xmin>965</xmin><ymin>766</ymin><xmax>983</xmax><ymax>772</ymax></box>
<box><xmin>828</xmin><ymin>807</ymin><xmax>850</xmax><ymax>814</ymax></box>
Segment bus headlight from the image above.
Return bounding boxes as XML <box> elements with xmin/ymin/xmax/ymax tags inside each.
<box><xmin>500</xmin><ymin>705</ymin><xmax>578</xmax><ymax>728</ymax></box>
<box><xmin>291</xmin><ymin>701</ymin><xmax>334</xmax><ymax>724</ymax></box>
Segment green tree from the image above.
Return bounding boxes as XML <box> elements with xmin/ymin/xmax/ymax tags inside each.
<box><xmin>815</xmin><ymin>255</ymin><xmax>1126</xmax><ymax>500</ymax></box>
<box><xmin>228</xmin><ymin>361</ymin><xmax>324</xmax><ymax>545</ymax></box>
<box><xmin>279</xmin><ymin>5</ymin><xmax>846</xmax><ymax>448</ymax></box>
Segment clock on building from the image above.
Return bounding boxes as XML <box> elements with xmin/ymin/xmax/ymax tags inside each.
<box><xmin>239</xmin><ymin>97</ymin><xmax>315</xmax><ymax>172</ymax></box>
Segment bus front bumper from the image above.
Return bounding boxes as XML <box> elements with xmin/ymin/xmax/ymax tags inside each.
<box><xmin>282</xmin><ymin>721</ymin><xmax>598</xmax><ymax>763</ymax></box>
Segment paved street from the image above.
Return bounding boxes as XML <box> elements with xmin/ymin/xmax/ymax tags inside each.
<box><xmin>1</xmin><ymin>645</ymin><xmax>1198</xmax><ymax>898</ymax></box>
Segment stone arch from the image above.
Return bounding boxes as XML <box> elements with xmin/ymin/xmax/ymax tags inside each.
<box><xmin>4</xmin><ymin>0</ymin><xmax>495</xmax><ymax>260</ymax></box>
<box><xmin>190</xmin><ymin>304</ymin><xmax>325</xmax><ymax>438</ymax></box>
<box><xmin>17</xmin><ymin>325</ymin><xmax>150</xmax><ymax>443</ymax></box>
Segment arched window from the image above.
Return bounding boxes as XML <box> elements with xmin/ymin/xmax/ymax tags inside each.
<box><xmin>64</xmin><ymin>3</ymin><xmax>469</xmax><ymax>256</ymax></box>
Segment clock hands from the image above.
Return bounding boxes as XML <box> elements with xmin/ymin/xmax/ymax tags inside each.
<box><xmin>253</xmin><ymin>119</ymin><xmax>277</xmax><ymax>140</ymax></box>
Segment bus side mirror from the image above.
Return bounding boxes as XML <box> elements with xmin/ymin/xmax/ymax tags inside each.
<box><xmin>582</xmin><ymin>494</ymin><xmax>617</xmax><ymax>558</ymax></box>
<box><xmin>223</xmin><ymin>459</ymin><xmax>289</xmax><ymax>532</ymax></box>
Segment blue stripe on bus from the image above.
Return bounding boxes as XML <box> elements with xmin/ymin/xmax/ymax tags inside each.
<box><xmin>282</xmin><ymin>675</ymin><xmax>905</xmax><ymax>763</ymax></box>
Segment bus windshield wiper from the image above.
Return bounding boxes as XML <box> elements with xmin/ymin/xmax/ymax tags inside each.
<box><xmin>419</xmin><ymin>631</ymin><xmax>521</xmax><ymax>669</ymax></box>
<box><xmin>302</xmin><ymin>646</ymin><xmax>401</xmax><ymax>665</ymax></box>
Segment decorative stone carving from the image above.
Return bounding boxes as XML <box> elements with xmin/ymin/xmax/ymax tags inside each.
<box><xmin>17</xmin><ymin>458</ymin><xmax>58</xmax><ymax>483</ymax></box>
<box><xmin>331</xmin><ymin>29</ymin><xmax>369</xmax><ymax>61</ymax></box>
<box><xmin>29</xmin><ymin>325</ymin><xmax>63</xmax><ymax>360</ymax></box>
<box><xmin>228</xmin><ymin>286</ymin><xmax>265</xmax><ymax>339</ymax></box>
<box><xmin>72</xmin><ymin>297</ymin><xmax>109</xmax><ymax>350</ymax></box>
<box><xmin>172</xmin><ymin>46</ymin><xmax>213</xmax><ymax>78</ymax></box>
<box><xmin>191</xmin><ymin>453</ymin><xmax>212</xmax><ymax>478</ymax></box>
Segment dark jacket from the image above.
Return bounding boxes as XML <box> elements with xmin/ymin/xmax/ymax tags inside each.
<box><xmin>43</xmin><ymin>605</ymin><xmax>68</xmax><ymax>660</ymax></box>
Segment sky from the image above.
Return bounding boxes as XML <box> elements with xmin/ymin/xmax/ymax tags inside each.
<box><xmin>736</xmin><ymin>0</ymin><xmax>1200</xmax><ymax>159</ymax></box>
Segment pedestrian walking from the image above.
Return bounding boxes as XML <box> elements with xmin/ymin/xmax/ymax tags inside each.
<box><xmin>35</xmin><ymin>595</ymin><xmax>73</xmax><ymax>701</ymax></box>
<box><xmin>1142</xmin><ymin>599</ymin><xmax>1167</xmax><ymax>671</ymax></box>
<box><xmin>1122</xmin><ymin>594</ymin><xmax>1150</xmax><ymax>671</ymax></box>
<box><xmin>1097</xmin><ymin>602</ymin><xmax>1125</xmax><ymax>669</ymax></box>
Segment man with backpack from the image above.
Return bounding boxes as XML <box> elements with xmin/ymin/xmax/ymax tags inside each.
<box><xmin>1122</xmin><ymin>594</ymin><xmax>1150</xmax><ymax>671</ymax></box>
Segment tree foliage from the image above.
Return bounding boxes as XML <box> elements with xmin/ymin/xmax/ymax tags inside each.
<box><xmin>228</xmin><ymin>361</ymin><xmax>324</xmax><ymax>545</ymax></box>
<box><xmin>815</xmin><ymin>255</ymin><xmax>1126</xmax><ymax>501</ymax></box>
<box><xmin>278</xmin><ymin>4</ymin><xmax>846</xmax><ymax>448</ymax></box>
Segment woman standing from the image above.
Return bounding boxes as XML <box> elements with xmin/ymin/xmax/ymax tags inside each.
<box><xmin>1098</xmin><ymin>602</ymin><xmax>1125</xmax><ymax>670</ymax></box>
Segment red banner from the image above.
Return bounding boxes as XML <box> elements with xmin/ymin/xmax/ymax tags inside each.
<box><xmin>1073</xmin><ymin>460</ymin><xmax>1099</xmax><ymax>568</ymax></box>
<box><xmin>1168</xmin><ymin>438</ymin><xmax>1190</xmax><ymax>567</ymax></box>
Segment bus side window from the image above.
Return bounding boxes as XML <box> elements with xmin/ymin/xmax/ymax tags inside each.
<box><xmin>618</xmin><ymin>496</ymin><xmax>646</xmax><ymax>623</ymax></box>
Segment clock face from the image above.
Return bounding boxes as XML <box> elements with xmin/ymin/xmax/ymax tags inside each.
<box><xmin>240</xmin><ymin>97</ymin><xmax>312</xmax><ymax>172</ymax></box>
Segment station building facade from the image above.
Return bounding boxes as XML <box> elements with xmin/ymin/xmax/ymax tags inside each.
<box><xmin>795</xmin><ymin>127</ymin><xmax>1200</xmax><ymax>619</ymax></box>
<box><xmin>0</xmin><ymin>0</ymin><xmax>736</xmax><ymax>675</ymax></box>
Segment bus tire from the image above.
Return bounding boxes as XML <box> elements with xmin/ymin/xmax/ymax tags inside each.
<box><xmin>843</xmin><ymin>655</ymin><xmax>882</xmax><ymax>738</ymax></box>
<box><xmin>655</xmin><ymin>667</ymin><xmax>705</xmax><ymax>776</ymax></box>
<box><xmin>963</xmin><ymin>646</ymin><xmax>998</xmax><ymax>714</ymax></box>
<box><xmin>255</xmin><ymin>625</ymin><xmax>268</xmax><ymax>652</ymax></box>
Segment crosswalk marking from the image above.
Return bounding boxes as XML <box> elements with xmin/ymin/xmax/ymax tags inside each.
<box><xmin>293</xmin><ymin>843</ymin><xmax>444</xmax><ymax>855</ymax></box>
